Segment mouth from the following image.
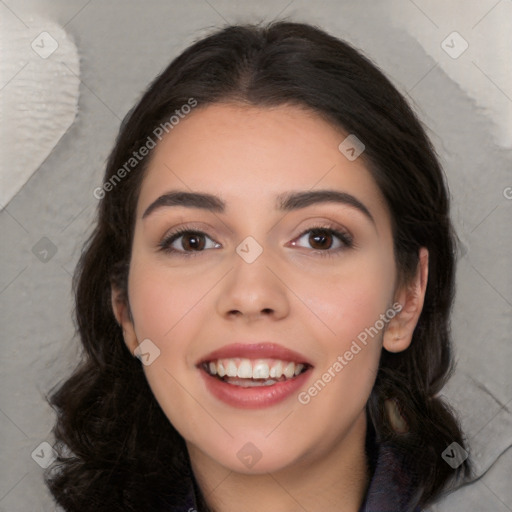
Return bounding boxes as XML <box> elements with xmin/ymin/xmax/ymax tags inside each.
<box><xmin>196</xmin><ymin>343</ymin><xmax>314</xmax><ymax>408</ymax></box>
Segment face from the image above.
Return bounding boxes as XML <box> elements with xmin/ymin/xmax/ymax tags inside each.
<box><xmin>113</xmin><ymin>102</ymin><xmax>421</xmax><ymax>475</ymax></box>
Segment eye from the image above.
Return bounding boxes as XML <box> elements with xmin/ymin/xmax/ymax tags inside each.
<box><xmin>290</xmin><ymin>224</ymin><xmax>353</xmax><ymax>257</ymax></box>
<box><xmin>159</xmin><ymin>228</ymin><xmax>220</xmax><ymax>256</ymax></box>
<box><xmin>158</xmin><ymin>224</ymin><xmax>354</xmax><ymax>258</ymax></box>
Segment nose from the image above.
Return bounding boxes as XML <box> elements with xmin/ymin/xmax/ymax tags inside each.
<box><xmin>215</xmin><ymin>249</ymin><xmax>290</xmax><ymax>323</ymax></box>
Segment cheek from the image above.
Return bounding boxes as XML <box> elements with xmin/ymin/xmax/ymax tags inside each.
<box><xmin>126</xmin><ymin>261</ymin><xmax>206</xmax><ymax>428</ymax></box>
<box><xmin>127</xmin><ymin>256</ymin><xmax>206</xmax><ymax>342</ymax></box>
<box><xmin>294</xmin><ymin>252</ymin><xmax>394</xmax><ymax>406</ymax></box>
<box><xmin>301</xmin><ymin>252</ymin><xmax>395</xmax><ymax>346</ymax></box>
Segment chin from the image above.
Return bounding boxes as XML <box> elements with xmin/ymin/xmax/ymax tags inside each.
<box><xmin>188</xmin><ymin>432</ymin><xmax>307</xmax><ymax>475</ymax></box>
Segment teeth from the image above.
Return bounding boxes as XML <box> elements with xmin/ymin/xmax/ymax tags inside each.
<box><xmin>237</xmin><ymin>359</ymin><xmax>252</xmax><ymax>378</ymax></box>
<box><xmin>283</xmin><ymin>362</ymin><xmax>295</xmax><ymax>378</ymax></box>
<box><xmin>269</xmin><ymin>361</ymin><xmax>282</xmax><ymax>378</ymax></box>
<box><xmin>226</xmin><ymin>360</ymin><xmax>238</xmax><ymax>377</ymax></box>
<box><xmin>252</xmin><ymin>361</ymin><xmax>270</xmax><ymax>379</ymax></box>
<box><xmin>225</xmin><ymin>378</ymin><xmax>279</xmax><ymax>388</ymax></box>
<box><xmin>204</xmin><ymin>358</ymin><xmax>307</xmax><ymax>380</ymax></box>
<box><xmin>294</xmin><ymin>363</ymin><xmax>304</xmax><ymax>376</ymax></box>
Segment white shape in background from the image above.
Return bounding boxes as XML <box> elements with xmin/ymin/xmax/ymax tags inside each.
<box><xmin>388</xmin><ymin>0</ymin><xmax>512</xmax><ymax>148</ymax></box>
<box><xmin>0</xmin><ymin>14</ymin><xmax>80</xmax><ymax>209</ymax></box>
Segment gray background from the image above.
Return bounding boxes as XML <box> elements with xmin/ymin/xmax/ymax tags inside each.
<box><xmin>1</xmin><ymin>0</ymin><xmax>511</xmax><ymax>510</ymax></box>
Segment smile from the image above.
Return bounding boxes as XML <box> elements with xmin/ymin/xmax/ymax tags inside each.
<box><xmin>196</xmin><ymin>343</ymin><xmax>314</xmax><ymax>409</ymax></box>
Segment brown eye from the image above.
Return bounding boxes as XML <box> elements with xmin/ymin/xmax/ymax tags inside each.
<box><xmin>292</xmin><ymin>226</ymin><xmax>353</xmax><ymax>254</ymax></box>
<box><xmin>307</xmin><ymin>229</ymin><xmax>335</xmax><ymax>250</ymax></box>
<box><xmin>180</xmin><ymin>233</ymin><xmax>206</xmax><ymax>251</ymax></box>
<box><xmin>159</xmin><ymin>229</ymin><xmax>220</xmax><ymax>255</ymax></box>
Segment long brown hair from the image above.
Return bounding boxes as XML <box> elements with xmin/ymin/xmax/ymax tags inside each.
<box><xmin>46</xmin><ymin>21</ymin><xmax>471</xmax><ymax>510</ymax></box>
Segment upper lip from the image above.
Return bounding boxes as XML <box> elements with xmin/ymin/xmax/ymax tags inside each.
<box><xmin>197</xmin><ymin>342</ymin><xmax>313</xmax><ymax>366</ymax></box>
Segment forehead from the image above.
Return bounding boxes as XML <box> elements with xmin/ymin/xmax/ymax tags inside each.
<box><xmin>136</xmin><ymin>102</ymin><xmax>387</xmax><ymax>219</ymax></box>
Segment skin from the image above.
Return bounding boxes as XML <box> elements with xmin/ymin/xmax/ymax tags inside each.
<box><xmin>112</xmin><ymin>103</ymin><xmax>428</xmax><ymax>512</ymax></box>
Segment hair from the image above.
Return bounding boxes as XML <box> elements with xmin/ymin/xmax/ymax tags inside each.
<box><xmin>45</xmin><ymin>20</ymin><xmax>472</xmax><ymax>511</ymax></box>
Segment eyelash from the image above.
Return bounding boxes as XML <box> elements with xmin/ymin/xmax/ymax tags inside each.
<box><xmin>158</xmin><ymin>223</ymin><xmax>354</xmax><ymax>259</ymax></box>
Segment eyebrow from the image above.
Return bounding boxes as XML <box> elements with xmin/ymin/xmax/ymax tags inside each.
<box><xmin>142</xmin><ymin>189</ymin><xmax>375</xmax><ymax>224</ymax></box>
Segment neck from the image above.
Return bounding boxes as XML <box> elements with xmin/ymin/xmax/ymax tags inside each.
<box><xmin>187</xmin><ymin>412</ymin><xmax>370</xmax><ymax>512</ymax></box>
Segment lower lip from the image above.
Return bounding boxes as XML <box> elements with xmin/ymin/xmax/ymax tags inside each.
<box><xmin>199</xmin><ymin>367</ymin><xmax>312</xmax><ymax>409</ymax></box>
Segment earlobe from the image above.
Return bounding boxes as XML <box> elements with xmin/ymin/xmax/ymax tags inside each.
<box><xmin>383</xmin><ymin>248</ymin><xmax>429</xmax><ymax>353</ymax></box>
<box><xmin>111</xmin><ymin>285</ymin><xmax>138</xmax><ymax>353</ymax></box>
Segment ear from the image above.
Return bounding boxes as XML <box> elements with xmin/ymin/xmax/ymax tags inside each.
<box><xmin>111</xmin><ymin>285</ymin><xmax>138</xmax><ymax>354</ymax></box>
<box><xmin>383</xmin><ymin>247</ymin><xmax>429</xmax><ymax>353</ymax></box>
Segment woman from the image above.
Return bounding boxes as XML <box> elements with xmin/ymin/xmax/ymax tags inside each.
<box><xmin>46</xmin><ymin>21</ymin><xmax>471</xmax><ymax>511</ymax></box>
